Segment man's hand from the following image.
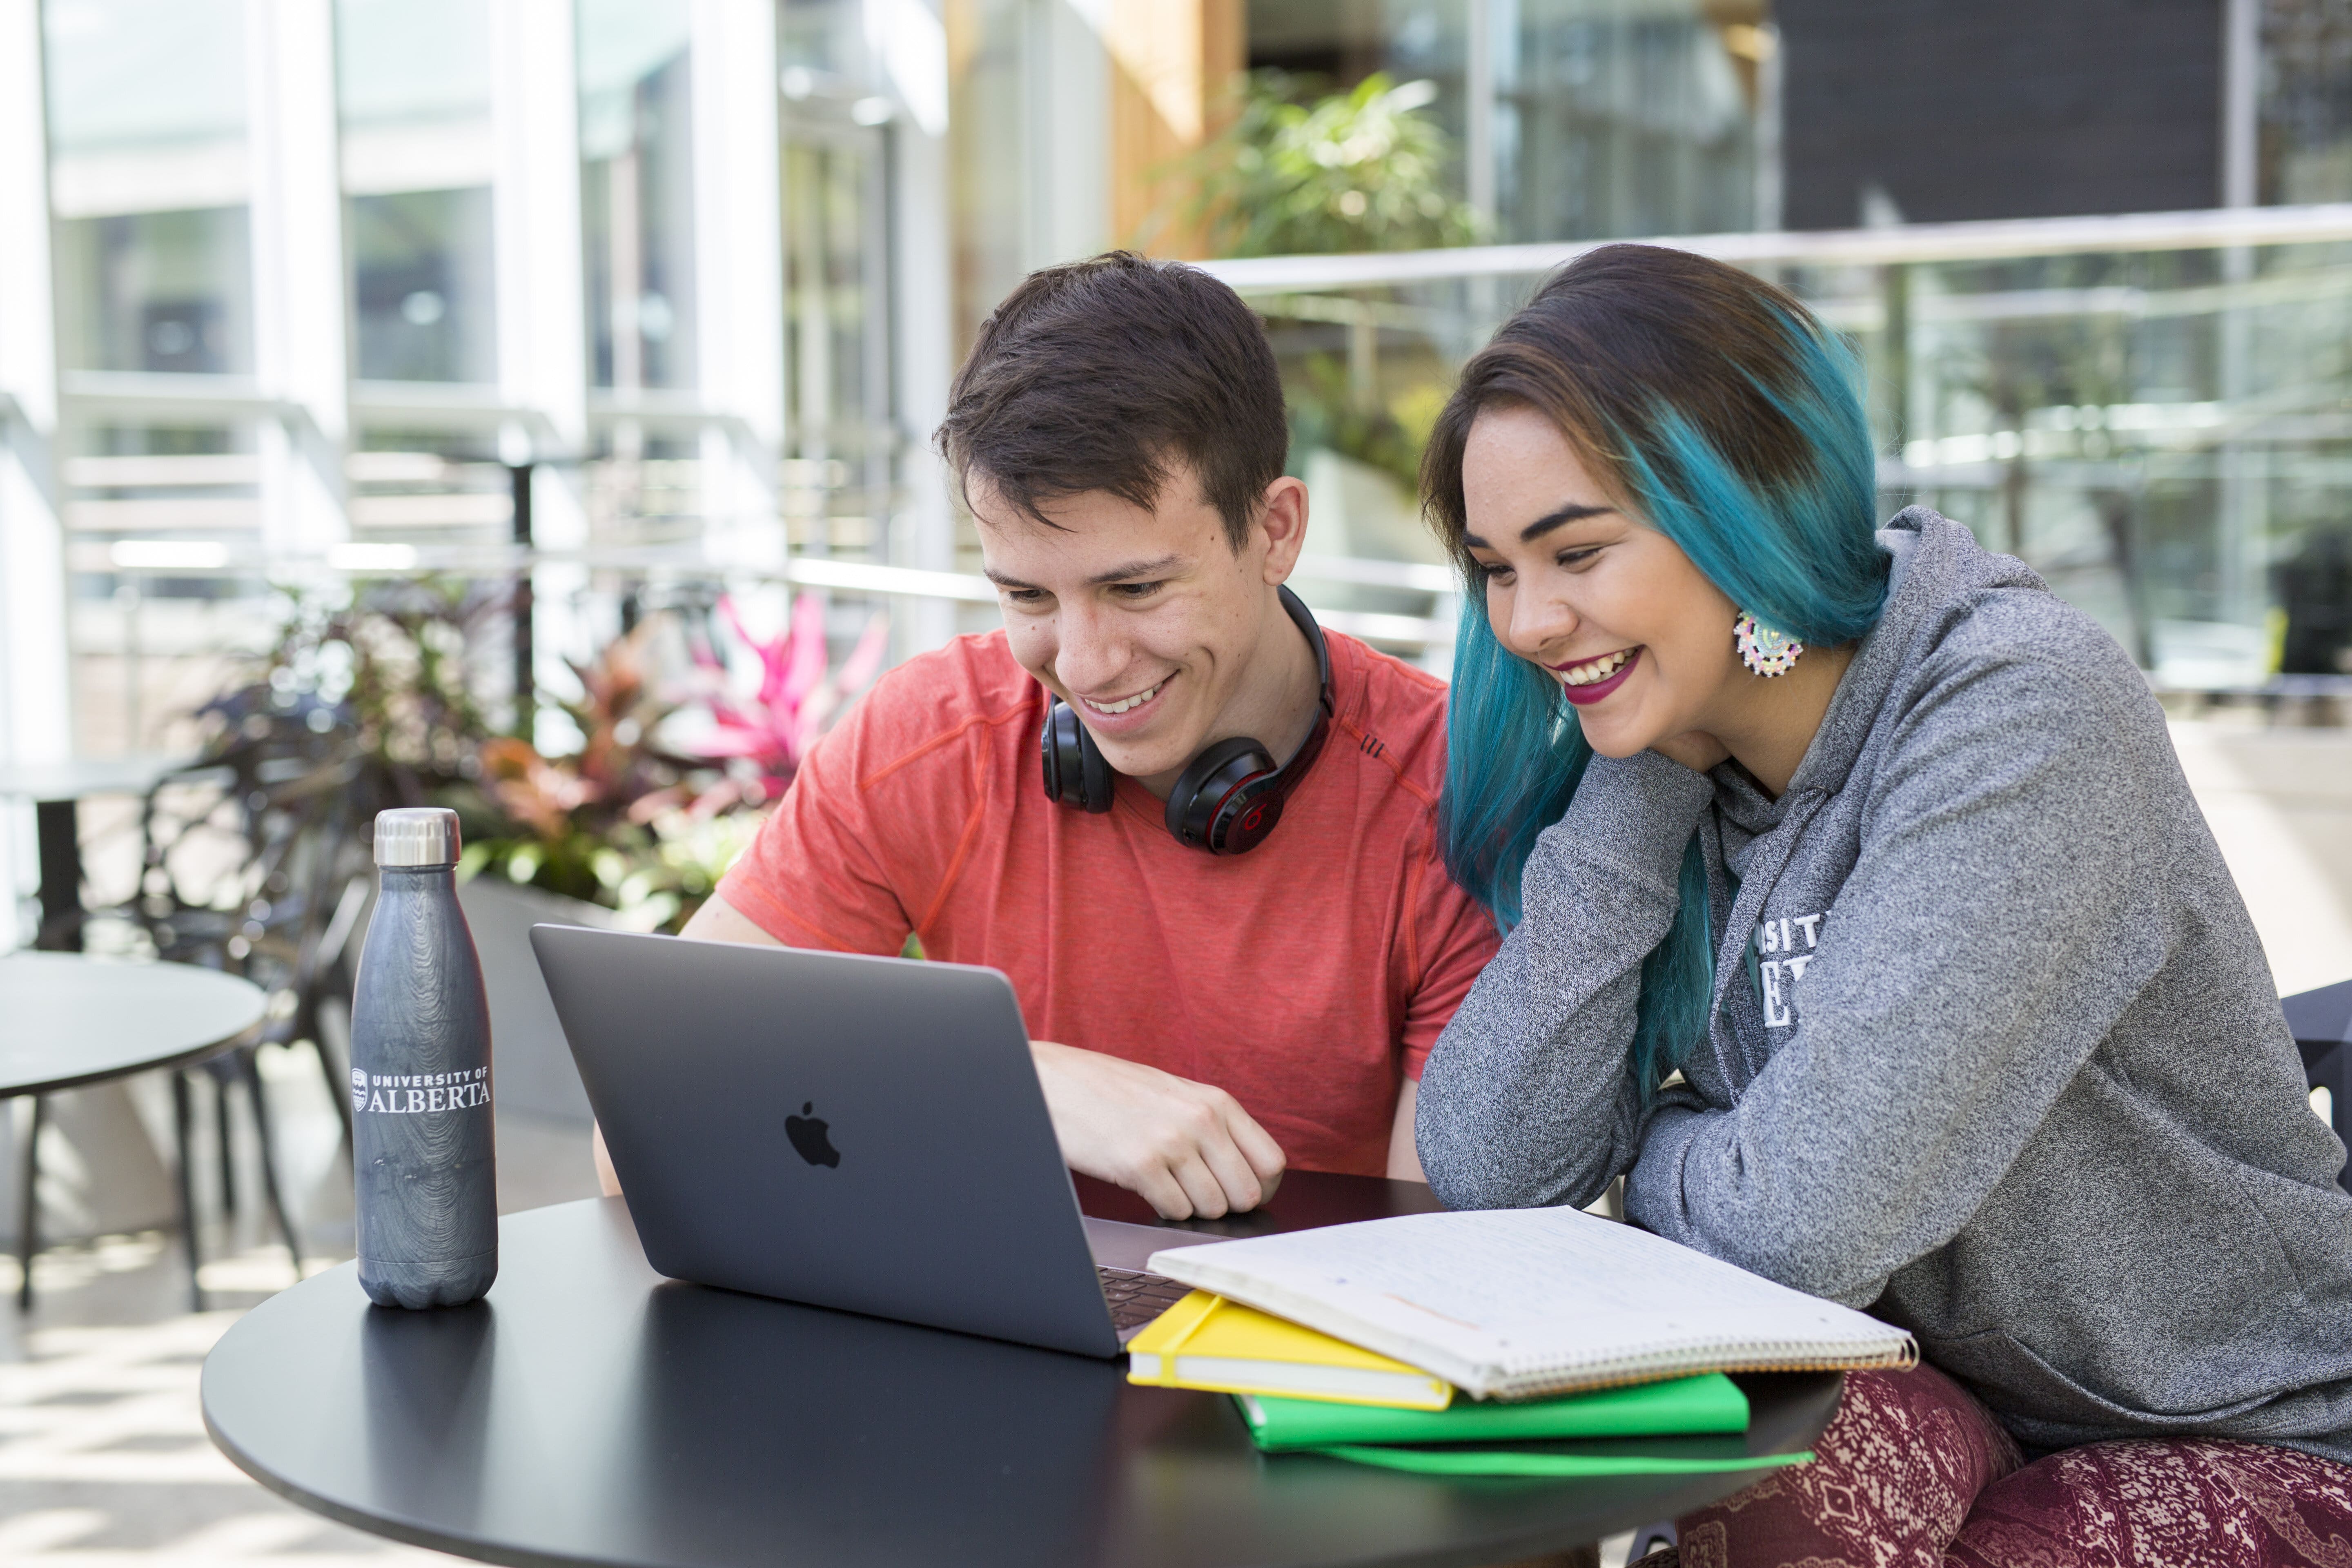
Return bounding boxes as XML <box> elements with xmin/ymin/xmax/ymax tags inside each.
<box><xmin>1031</xmin><ymin>1040</ymin><xmax>1285</xmax><ymax>1219</ymax></box>
<box><xmin>592</xmin><ymin>1121</ymin><xmax>621</xmax><ymax>1197</ymax></box>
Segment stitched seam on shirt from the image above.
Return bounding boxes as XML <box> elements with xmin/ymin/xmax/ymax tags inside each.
<box><xmin>914</xmin><ymin>739</ymin><xmax>991</xmax><ymax>937</ymax></box>
<box><xmin>1400</xmin><ymin>851</ymin><xmax>1425</xmax><ymax>997</ymax></box>
<box><xmin>732</xmin><ymin>880</ymin><xmax>865</xmax><ymax>953</ymax></box>
<box><xmin>855</xmin><ymin>704</ymin><xmax>1032</xmax><ymax>792</ymax></box>
<box><xmin>1336</xmin><ymin>713</ymin><xmax>1435</xmax><ymax>807</ymax></box>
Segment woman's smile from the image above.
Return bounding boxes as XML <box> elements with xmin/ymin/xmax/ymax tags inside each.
<box><xmin>1548</xmin><ymin>646</ymin><xmax>1641</xmax><ymax>705</ymax></box>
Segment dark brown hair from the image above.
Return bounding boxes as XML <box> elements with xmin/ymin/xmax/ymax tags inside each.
<box><xmin>937</xmin><ymin>252</ymin><xmax>1288</xmax><ymax>551</ymax></box>
<box><xmin>1425</xmin><ymin>244</ymin><xmax>1882</xmax><ymax>1098</ymax></box>
<box><xmin>1421</xmin><ymin>243</ymin><xmax>1842</xmax><ymax>581</ymax></box>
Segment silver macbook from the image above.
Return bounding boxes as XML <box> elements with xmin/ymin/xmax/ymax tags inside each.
<box><xmin>530</xmin><ymin>924</ymin><xmax>1189</xmax><ymax>1358</ymax></box>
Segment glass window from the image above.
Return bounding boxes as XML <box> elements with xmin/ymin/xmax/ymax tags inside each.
<box><xmin>1245</xmin><ymin>0</ymin><xmax>1767</xmax><ymax>246</ymax></box>
<box><xmin>949</xmin><ymin>0</ymin><xmax>1025</xmax><ymax>352</ymax></box>
<box><xmin>2262</xmin><ymin>0</ymin><xmax>2352</xmax><ymax>205</ymax></box>
<box><xmin>778</xmin><ymin>0</ymin><xmax>889</xmax><ymax>494</ymax></box>
<box><xmin>579</xmin><ymin>0</ymin><xmax>697</xmax><ymax>392</ymax></box>
<box><xmin>781</xmin><ymin>0</ymin><xmax>869</xmax><ymax>79</ymax></box>
<box><xmin>1494</xmin><ymin>0</ymin><xmax>1763</xmax><ymax>242</ymax></box>
<box><xmin>336</xmin><ymin>0</ymin><xmax>498</xmax><ymax>384</ymax></box>
<box><xmin>44</xmin><ymin>0</ymin><xmax>252</xmax><ymax>375</ymax></box>
<box><xmin>783</xmin><ymin>125</ymin><xmax>890</xmax><ymax>507</ymax></box>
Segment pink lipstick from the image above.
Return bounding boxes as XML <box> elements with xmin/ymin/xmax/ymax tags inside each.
<box><xmin>1555</xmin><ymin>647</ymin><xmax>1641</xmax><ymax>706</ymax></box>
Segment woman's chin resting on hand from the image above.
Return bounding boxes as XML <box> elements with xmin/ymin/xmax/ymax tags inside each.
<box><xmin>1408</xmin><ymin>243</ymin><xmax>2352</xmax><ymax>1566</ymax></box>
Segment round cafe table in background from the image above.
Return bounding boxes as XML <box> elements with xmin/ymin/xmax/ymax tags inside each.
<box><xmin>0</xmin><ymin>951</ymin><xmax>268</xmax><ymax>1305</ymax></box>
<box><xmin>0</xmin><ymin>754</ymin><xmax>197</xmax><ymax>951</ymax></box>
<box><xmin>203</xmin><ymin>1191</ymin><xmax>1842</xmax><ymax>1568</ymax></box>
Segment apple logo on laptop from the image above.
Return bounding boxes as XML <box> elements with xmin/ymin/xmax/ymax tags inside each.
<box><xmin>786</xmin><ymin>1101</ymin><xmax>840</xmax><ymax>1168</ymax></box>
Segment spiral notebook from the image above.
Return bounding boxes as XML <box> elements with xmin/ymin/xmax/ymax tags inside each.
<box><xmin>1145</xmin><ymin>1206</ymin><xmax>1915</xmax><ymax>1402</ymax></box>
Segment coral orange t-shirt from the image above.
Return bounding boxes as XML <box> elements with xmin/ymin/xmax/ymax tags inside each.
<box><xmin>716</xmin><ymin>628</ymin><xmax>1501</xmax><ymax>1176</ymax></box>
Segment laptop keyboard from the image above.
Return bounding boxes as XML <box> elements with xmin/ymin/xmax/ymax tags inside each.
<box><xmin>1099</xmin><ymin>1266</ymin><xmax>1192</xmax><ymax>1336</ymax></box>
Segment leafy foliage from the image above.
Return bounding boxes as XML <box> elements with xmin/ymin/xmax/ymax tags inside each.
<box><xmin>1177</xmin><ymin>71</ymin><xmax>1484</xmax><ymax>259</ymax></box>
<box><xmin>680</xmin><ymin>592</ymin><xmax>891</xmax><ymax>814</ymax></box>
<box><xmin>261</xmin><ymin>578</ymin><xmax>505</xmax><ymax>804</ymax></box>
<box><xmin>249</xmin><ymin>584</ymin><xmax>886</xmax><ymax>935</ymax></box>
<box><xmin>1286</xmin><ymin>352</ymin><xmax>1433</xmax><ymax>492</ymax></box>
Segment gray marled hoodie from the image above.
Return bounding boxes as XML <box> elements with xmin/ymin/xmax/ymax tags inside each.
<box><xmin>1417</xmin><ymin>506</ymin><xmax>2352</xmax><ymax>1463</ymax></box>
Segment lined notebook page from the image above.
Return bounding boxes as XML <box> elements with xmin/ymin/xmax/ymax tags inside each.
<box><xmin>1148</xmin><ymin>1207</ymin><xmax>1915</xmax><ymax>1400</ymax></box>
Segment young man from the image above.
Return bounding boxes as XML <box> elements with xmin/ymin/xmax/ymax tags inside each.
<box><xmin>662</xmin><ymin>252</ymin><xmax>1498</xmax><ymax>1219</ymax></box>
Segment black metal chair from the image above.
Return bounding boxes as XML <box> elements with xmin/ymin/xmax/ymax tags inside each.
<box><xmin>2285</xmin><ymin>978</ymin><xmax>2352</xmax><ymax>1194</ymax></box>
<box><xmin>18</xmin><ymin>685</ymin><xmax>371</xmax><ymax>1311</ymax></box>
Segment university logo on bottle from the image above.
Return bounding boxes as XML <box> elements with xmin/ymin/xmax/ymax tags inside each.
<box><xmin>353</xmin><ymin>1066</ymin><xmax>492</xmax><ymax>1116</ymax></box>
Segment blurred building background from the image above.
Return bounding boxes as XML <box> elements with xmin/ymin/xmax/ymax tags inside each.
<box><xmin>1</xmin><ymin>0</ymin><xmax>2350</xmax><ymax>944</ymax></box>
<box><xmin>0</xmin><ymin>13</ymin><xmax>2345</xmax><ymax>1561</ymax></box>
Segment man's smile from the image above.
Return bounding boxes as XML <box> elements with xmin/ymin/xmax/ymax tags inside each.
<box><xmin>1080</xmin><ymin>677</ymin><xmax>1168</xmax><ymax>716</ymax></box>
<box><xmin>1074</xmin><ymin>674</ymin><xmax>1178</xmax><ymax>737</ymax></box>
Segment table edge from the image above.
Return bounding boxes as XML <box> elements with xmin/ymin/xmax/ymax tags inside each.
<box><xmin>200</xmin><ymin>1203</ymin><xmax>1847</xmax><ymax>1568</ymax></box>
<box><xmin>3</xmin><ymin>1019</ymin><xmax>265</xmax><ymax>1098</ymax></box>
<box><xmin>201</xmin><ymin>1398</ymin><xmax>644</xmax><ymax>1568</ymax></box>
<box><xmin>0</xmin><ymin>960</ymin><xmax>268</xmax><ymax>1097</ymax></box>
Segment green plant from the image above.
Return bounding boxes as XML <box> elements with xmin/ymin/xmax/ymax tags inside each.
<box><xmin>1174</xmin><ymin>71</ymin><xmax>1484</xmax><ymax>259</ymax></box>
<box><xmin>1285</xmin><ymin>352</ymin><xmax>1434</xmax><ymax>491</ymax></box>
<box><xmin>249</xmin><ymin>584</ymin><xmax>888</xmax><ymax>936</ymax></box>
<box><xmin>461</xmin><ymin>620</ymin><xmax>706</xmax><ymax>922</ymax></box>
<box><xmin>258</xmin><ymin>578</ymin><xmax>504</xmax><ymax>803</ymax></box>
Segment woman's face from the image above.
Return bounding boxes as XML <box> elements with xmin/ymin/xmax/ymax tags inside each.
<box><xmin>1459</xmin><ymin>404</ymin><xmax>1743</xmax><ymax>760</ymax></box>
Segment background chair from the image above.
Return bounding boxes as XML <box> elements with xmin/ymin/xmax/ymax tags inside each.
<box><xmin>2285</xmin><ymin>978</ymin><xmax>2352</xmax><ymax>1194</ymax></box>
<box><xmin>16</xmin><ymin>684</ymin><xmax>376</xmax><ymax>1310</ymax></box>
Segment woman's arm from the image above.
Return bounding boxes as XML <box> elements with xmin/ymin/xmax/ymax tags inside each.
<box><xmin>1416</xmin><ymin>749</ymin><xmax>1715</xmax><ymax>1209</ymax></box>
<box><xmin>1625</xmin><ymin>649</ymin><xmax>2170</xmax><ymax>1305</ymax></box>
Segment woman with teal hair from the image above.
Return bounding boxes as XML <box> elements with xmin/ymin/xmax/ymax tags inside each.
<box><xmin>1414</xmin><ymin>244</ymin><xmax>2352</xmax><ymax>1566</ymax></box>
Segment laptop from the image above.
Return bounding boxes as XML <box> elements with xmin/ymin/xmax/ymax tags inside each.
<box><xmin>529</xmin><ymin>924</ymin><xmax>1194</xmax><ymax>1358</ymax></box>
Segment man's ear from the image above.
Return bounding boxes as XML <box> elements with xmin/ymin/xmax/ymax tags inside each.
<box><xmin>1256</xmin><ymin>475</ymin><xmax>1310</xmax><ymax>583</ymax></box>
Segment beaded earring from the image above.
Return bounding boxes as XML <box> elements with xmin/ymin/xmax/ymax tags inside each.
<box><xmin>1733</xmin><ymin>612</ymin><xmax>1804</xmax><ymax>677</ymax></box>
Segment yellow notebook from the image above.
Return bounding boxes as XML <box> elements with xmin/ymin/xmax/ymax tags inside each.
<box><xmin>1125</xmin><ymin>1291</ymin><xmax>1454</xmax><ymax>1410</ymax></box>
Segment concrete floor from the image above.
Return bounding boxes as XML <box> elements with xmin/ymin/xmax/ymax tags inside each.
<box><xmin>0</xmin><ymin>1099</ymin><xmax>599</xmax><ymax>1568</ymax></box>
<box><xmin>0</xmin><ymin>712</ymin><xmax>2346</xmax><ymax>1568</ymax></box>
<box><xmin>2167</xmin><ymin>717</ymin><xmax>2352</xmax><ymax>998</ymax></box>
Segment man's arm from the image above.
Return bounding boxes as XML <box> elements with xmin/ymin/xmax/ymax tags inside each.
<box><xmin>602</xmin><ymin>891</ymin><xmax>1286</xmax><ymax>1219</ymax></box>
<box><xmin>1387</xmin><ymin>1078</ymin><xmax>1425</xmax><ymax>1183</ymax></box>
<box><xmin>681</xmin><ymin>889</ymin><xmax>785</xmax><ymax>946</ymax></box>
<box><xmin>1031</xmin><ymin>1042</ymin><xmax>1283</xmax><ymax>1218</ymax></box>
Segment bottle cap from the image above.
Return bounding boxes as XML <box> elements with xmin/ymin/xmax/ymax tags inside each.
<box><xmin>374</xmin><ymin>807</ymin><xmax>462</xmax><ymax>868</ymax></box>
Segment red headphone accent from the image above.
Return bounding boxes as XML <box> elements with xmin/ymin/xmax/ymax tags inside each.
<box><xmin>1038</xmin><ymin>585</ymin><xmax>1333</xmax><ymax>855</ymax></box>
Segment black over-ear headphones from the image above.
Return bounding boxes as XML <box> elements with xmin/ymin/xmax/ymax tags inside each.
<box><xmin>1039</xmin><ymin>584</ymin><xmax>1334</xmax><ymax>855</ymax></box>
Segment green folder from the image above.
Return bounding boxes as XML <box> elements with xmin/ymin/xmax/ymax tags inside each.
<box><xmin>1238</xmin><ymin>1372</ymin><xmax>1751</xmax><ymax>1452</ymax></box>
<box><xmin>1310</xmin><ymin>1443</ymin><xmax>1813</xmax><ymax>1479</ymax></box>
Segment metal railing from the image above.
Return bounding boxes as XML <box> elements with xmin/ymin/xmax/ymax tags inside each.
<box><xmin>1203</xmin><ymin>204</ymin><xmax>2352</xmax><ymax>693</ymax></box>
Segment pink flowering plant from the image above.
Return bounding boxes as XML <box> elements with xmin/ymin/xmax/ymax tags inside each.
<box><xmin>682</xmin><ymin>591</ymin><xmax>890</xmax><ymax>814</ymax></box>
<box><xmin>457</xmin><ymin>592</ymin><xmax>888</xmax><ymax>931</ymax></box>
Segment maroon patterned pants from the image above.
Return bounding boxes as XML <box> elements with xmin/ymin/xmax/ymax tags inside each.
<box><xmin>1656</xmin><ymin>1363</ymin><xmax>2352</xmax><ymax>1568</ymax></box>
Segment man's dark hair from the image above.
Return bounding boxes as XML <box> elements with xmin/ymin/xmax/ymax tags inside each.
<box><xmin>936</xmin><ymin>252</ymin><xmax>1288</xmax><ymax>551</ymax></box>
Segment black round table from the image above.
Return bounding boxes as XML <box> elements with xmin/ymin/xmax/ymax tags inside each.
<box><xmin>0</xmin><ymin>952</ymin><xmax>267</xmax><ymax>1094</ymax></box>
<box><xmin>0</xmin><ymin>754</ymin><xmax>196</xmax><ymax>950</ymax></box>
<box><xmin>1</xmin><ymin>952</ymin><xmax>267</xmax><ymax>1306</ymax></box>
<box><xmin>203</xmin><ymin>1197</ymin><xmax>1840</xmax><ymax>1568</ymax></box>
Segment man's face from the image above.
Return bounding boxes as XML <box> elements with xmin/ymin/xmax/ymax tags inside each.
<box><xmin>975</xmin><ymin>468</ymin><xmax>1279</xmax><ymax>786</ymax></box>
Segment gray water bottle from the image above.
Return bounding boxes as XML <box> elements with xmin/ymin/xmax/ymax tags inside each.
<box><xmin>351</xmin><ymin>807</ymin><xmax>498</xmax><ymax>1307</ymax></box>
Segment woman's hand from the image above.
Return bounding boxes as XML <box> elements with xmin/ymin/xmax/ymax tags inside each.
<box><xmin>1651</xmin><ymin>730</ymin><xmax>1731</xmax><ymax>773</ymax></box>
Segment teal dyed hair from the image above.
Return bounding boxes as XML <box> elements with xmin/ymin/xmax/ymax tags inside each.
<box><xmin>1422</xmin><ymin>245</ymin><xmax>1888</xmax><ymax>1095</ymax></box>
